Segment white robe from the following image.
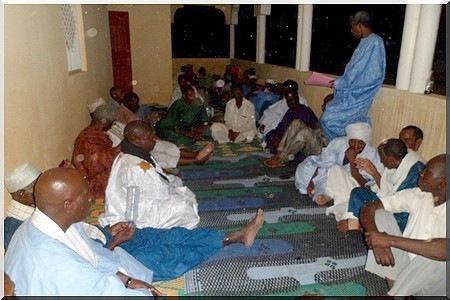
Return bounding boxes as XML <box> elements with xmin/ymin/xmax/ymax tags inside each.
<box><xmin>210</xmin><ymin>98</ymin><xmax>257</xmax><ymax>144</ymax></box>
<box><xmin>258</xmin><ymin>95</ymin><xmax>308</xmax><ymax>135</ymax></box>
<box><xmin>295</xmin><ymin>136</ymin><xmax>384</xmax><ymax>202</ymax></box>
<box><xmin>99</xmin><ymin>153</ymin><xmax>200</xmax><ymax>230</ymax></box>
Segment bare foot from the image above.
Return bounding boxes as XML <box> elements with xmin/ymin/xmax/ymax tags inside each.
<box><xmin>263</xmin><ymin>155</ymin><xmax>285</xmax><ymax>168</ymax></box>
<box><xmin>314</xmin><ymin>194</ymin><xmax>331</xmax><ymax>206</ymax></box>
<box><xmin>196</xmin><ymin>142</ymin><xmax>215</xmax><ymax>161</ymax></box>
<box><xmin>336</xmin><ymin>220</ymin><xmax>349</xmax><ymax>233</ymax></box>
<box><xmin>224</xmin><ymin>208</ymin><xmax>264</xmax><ymax>247</ymax></box>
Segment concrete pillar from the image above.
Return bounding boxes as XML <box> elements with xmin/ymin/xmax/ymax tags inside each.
<box><xmin>299</xmin><ymin>4</ymin><xmax>313</xmax><ymax>71</ymax></box>
<box><xmin>408</xmin><ymin>4</ymin><xmax>442</xmax><ymax>93</ymax></box>
<box><xmin>230</xmin><ymin>4</ymin><xmax>240</xmax><ymax>59</ymax></box>
<box><xmin>295</xmin><ymin>5</ymin><xmax>303</xmax><ymax>70</ymax></box>
<box><xmin>396</xmin><ymin>5</ymin><xmax>421</xmax><ymax>90</ymax></box>
<box><xmin>255</xmin><ymin>4</ymin><xmax>270</xmax><ymax>64</ymax></box>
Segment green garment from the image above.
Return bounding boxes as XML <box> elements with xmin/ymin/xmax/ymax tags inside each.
<box><xmin>198</xmin><ymin>74</ymin><xmax>214</xmax><ymax>90</ymax></box>
<box><xmin>157</xmin><ymin>98</ymin><xmax>208</xmax><ymax>146</ymax></box>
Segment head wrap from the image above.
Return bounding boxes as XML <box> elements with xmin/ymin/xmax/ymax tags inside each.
<box><xmin>256</xmin><ymin>79</ymin><xmax>265</xmax><ymax>86</ymax></box>
<box><xmin>87</xmin><ymin>97</ymin><xmax>106</xmax><ymax>113</ymax></box>
<box><xmin>5</xmin><ymin>163</ymin><xmax>41</xmax><ymax>193</ymax></box>
<box><xmin>345</xmin><ymin>122</ymin><xmax>372</xmax><ymax>144</ymax></box>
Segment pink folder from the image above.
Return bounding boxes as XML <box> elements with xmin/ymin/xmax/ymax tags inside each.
<box><xmin>304</xmin><ymin>71</ymin><xmax>334</xmax><ymax>88</ymax></box>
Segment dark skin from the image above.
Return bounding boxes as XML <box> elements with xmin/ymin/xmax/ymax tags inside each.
<box><xmin>307</xmin><ymin>138</ymin><xmax>367</xmax><ymax>204</ymax></box>
<box><xmin>177</xmin><ymin>88</ymin><xmax>206</xmax><ymax>141</ymax></box>
<box><xmin>360</xmin><ymin>155</ymin><xmax>446</xmax><ymax>270</ymax></box>
<box><xmin>228</xmin><ymin>88</ymin><xmax>244</xmax><ymax>142</ymax></box>
<box><xmin>34</xmin><ymin>168</ymin><xmax>154</xmax><ymax>291</ymax></box>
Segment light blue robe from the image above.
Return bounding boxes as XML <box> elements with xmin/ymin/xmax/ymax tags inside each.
<box><xmin>5</xmin><ymin>220</ymin><xmax>153</xmax><ymax>296</ymax></box>
<box><xmin>295</xmin><ymin>136</ymin><xmax>383</xmax><ymax>200</ymax></box>
<box><xmin>320</xmin><ymin>33</ymin><xmax>386</xmax><ymax>141</ymax></box>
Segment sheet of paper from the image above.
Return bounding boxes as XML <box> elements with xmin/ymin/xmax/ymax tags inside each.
<box><xmin>304</xmin><ymin>71</ymin><xmax>334</xmax><ymax>88</ymax></box>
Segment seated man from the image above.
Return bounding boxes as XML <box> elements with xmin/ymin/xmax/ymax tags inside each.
<box><xmin>72</xmin><ymin>104</ymin><xmax>121</xmax><ymax>198</ymax></box>
<box><xmin>4</xmin><ymin>167</ymin><xmax>154</xmax><ymax>296</ymax></box>
<box><xmin>122</xmin><ymin>91</ymin><xmax>154</xmax><ymax>124</ymax></box>
<box><xmin>108</xmin><ymin>103</ymin><xmax>214</xmax><ymax>169</ymax></box>
<box><xmin>399</xmin><ymin>125</ymin><xmax>423</xmax><ymax>153</ymax></box>
<box><xmin>249</xmin><ymin>79</ymin><xmax>280</xmax><ymax>123</ymax></box>
<box><xmin>360</xmin><ymin>154</ymin><xmax>446</xmax><ymax>296</ymax></box>
<box><xmin>295</xmin><ymin>122</ymin><xmax>383</xmax><ymax>205</ymax></box>
<box><xmin>156</xmin><ymin>85</ymin><xmax>209</xmax><ymax>147</ymax></box>
<box><xmin>263</xmin><ymin>94</ymin><xmax>333</xmax><ymax>168</ymax></box>
<box><xmin>169</xmin><ymin>73</ymin><xmax>203</xmax><ymax>107</ymax></box>
<box><xmin>4</xmin><ymin>163</ymin><xmax>264</xmax><ymax>282</ymax></box>
<box><xmin>258</xmin><ymin>80</ymin><xmax>308</xmax><ymax>137</ymax></box>
<box><xmin>109</xmin><ymin>86</ymin><xmax>124</xmax><ymax>114</ymax></box>
<box><xmin>336</xmin><ymin>138</ymin><xmax>425</xmax><ymax>233</ymax></box>
<box><xmin>210</xmin><ymin>85</ymin><xmax>257</xmax><ymax>144</ymax></box>
<box><xmin>264</xmin><ymin>90</ymin><xmax>318</xmax><ymax>156</ymax></box>
<box><xmin>100</xmin><ymin>120</ymin><xmax>201</xmax><ymax>229</ymax></box>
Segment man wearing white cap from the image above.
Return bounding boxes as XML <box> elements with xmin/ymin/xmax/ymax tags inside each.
<box><xmin>295</xmin><ymin>122</ymin><xmax>383</xmax><ymax>207</ymax></box>
<box><xmin>4</xmin><ymin>163</ymin><xmax>41</xmax><ymax>249</ymax></box>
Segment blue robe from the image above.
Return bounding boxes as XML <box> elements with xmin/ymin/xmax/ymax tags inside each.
<box><xmin>249</xmin><ymin>91</ymin><xmax>279</xmax><ymax>122</ymax></box>
<box><xmin>4</xmin><ymin>217</ymin><xmax>224</xmax><ymax>283</ymax></box>
<box><xmin>5</xmin><ymin>219</ymin><xmax>152</xmax><ymax>296</ymax></box>
<box><xmin>99</xmin><ymin>226</ymin><xmax>224</xmax><ymax>281</ymax></box>
<box><xmin>348</xmin><ymin>161</ymin><xmax>425</xmax><ymax>232</ymax></box>
<box><xmin>320</xmin><ymin>33</ymin><xmax>386</xmax><ymax>141</ymax></box>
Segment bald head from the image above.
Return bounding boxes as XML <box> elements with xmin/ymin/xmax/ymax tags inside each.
<box><xmin>35</xmin><ymin>168</ymin><xmax>91</xmax><ymax>230</ymax></box>
<box><xmin>124</xmin><ymin>120</ymin><xmax>151</xmax><ymax>143</ymax></box>
<box><xmin>418</xmin><ymin>154</ymin><xmax>446</xmax><ymax>203</ymax></box>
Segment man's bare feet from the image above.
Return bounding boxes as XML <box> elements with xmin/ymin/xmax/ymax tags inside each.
<box><xmin>337</xmin><ymin>219</ymin><xmax>363</xmax><ymax>233</ymax></box>
<box><xmin>314</xmin><ymin>194</ymin><xmax>331</xmax><ymax>206</ymax></box>
<box><xmin>263</xmin><ymin>155</ymin><xmax>285</xmax><ymax>168</ymax></box>
<box><xmin>223</xmin><ymin>208</ymin><xmax>264</xmax><ymax>247</ymax></box>
<box><xmin>196</xmin><ymin>142</ymin><xmax>215</xmax><ymax>163</ymax></box>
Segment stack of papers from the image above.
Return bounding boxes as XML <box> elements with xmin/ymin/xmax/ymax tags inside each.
<box><xmin>304</xmin><ymin>72</ymin><xmax>334</xmax><ymax>88</ymax></box>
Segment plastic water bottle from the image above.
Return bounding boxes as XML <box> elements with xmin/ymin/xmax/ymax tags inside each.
<box><xmin>125</xmin><ymin>186</ymin><xmax>140</xmax><ymax>228</ymax></box>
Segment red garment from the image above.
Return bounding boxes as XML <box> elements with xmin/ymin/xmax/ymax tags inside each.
<box><xmin>72</xmin><ymin>125</ymin><xmax>120</xmax><ymax>198</ymax></box>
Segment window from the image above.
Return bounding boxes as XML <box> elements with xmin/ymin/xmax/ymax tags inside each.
<box><xmin>431</xmin><ymin>5</ymin><xmax>445</xmax><ymax>95</ymax></box>
<box><xmin>265</xmin><ymin>5</ymin><xmax>298</xmax><ymax>68</ymax></box>
<box><xmin>61</xmin><ymin>4</ymin><xmax>87</xmax><ymax>72</ymax></box>
<box><xmin>172</xmin><ymin>5</ymin><xmax>229</xmax><ymax>58</ymax></box>
<box><xmin>310</xmin><ymin>4</ymin><xmax>406</xmax><ymax>86</ymax></box>
<box><xmin>235</xmin><ymin>5</ymin><xmax>256</xmax><ymax>61</ymax></box>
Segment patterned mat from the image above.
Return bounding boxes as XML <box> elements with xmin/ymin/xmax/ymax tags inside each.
<box><xmin>86</xmin><ymin>138</ymin><xmax>389</xmax><ymax>296</ymax></box>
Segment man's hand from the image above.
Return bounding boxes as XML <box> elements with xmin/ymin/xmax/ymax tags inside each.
<box><xmin>259</xmin><ymin>125</ymin><xmax>266</xmax><ymax>134</ymax></box>
<box><xmin>127</xmin><ymin>278</ymin><xmax>152</xmax><ymax>290</ymax></box>
<box><xmin>345</xmin><ymin>147</ymin><xmax>358</xmax><ymax>163</ymax></box>
<box><xmin>306</xmin><ymin>180</ymin><xmax>314</xmax><ymax>198</ymax></box>
<box><xmin>106</xmin><ymin>222</ymin><xmax>130</xmax><ymax>236</ymax></box>
<box><xmin>365</xmin><ymin>231</ymin><xmax>392</xmax><ymax>249</ymax></box>
<box><xmin>106</xmin><ymin>223</ymin><xmax>136</xmax><ymax>250</ymax></box>
<box><xmin>373</xmin><ymin>247</ymin><xmax>395</xmax><ymax>267</ymax></box>
<box><xmin>355</xmin><ymin>158</ymin><xmax>377</xmax><ymax>176</ymax></box>
<box><xmin>228</xmin><ymin>130</ymin><xmax>239</xmax><ymax>142</ymax></box>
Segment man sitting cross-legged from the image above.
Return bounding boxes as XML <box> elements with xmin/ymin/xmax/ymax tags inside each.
<box><xmin>295</xmin><ymin>122</ymin><xmax>384</xmax><ymax>206</ymax></box>
<box><xmin>4</xmin><ymin>163</ymin><xmax>264</xmax><ymax>282</ymax></box>
<box><xmin>335</xmin><ymin>138</ymin><xmax>425</xmax><ymax>233</ymax></box>
<box><xmin>210</xmin><ymin>85</ymin><xmax>257</xmax><ymax>144</ymax></box>
<box><xmin>263</xmin><ymin>93</ymin><xmax>333</xmax><ymax>168</ymax></box>
<box><xmin>360</xmin><ymin>154</ymin><xmax>446</xmax><ymax>296</ymax></box>
<box><xmin>100</xmin><ymin>120</ymin><xmax>201</xmax><ymax>229</ymax></box>
<box><xmin>4</xmin><ymin>167</ymin><xmax>154</xmax><ymax>296</ymax></box>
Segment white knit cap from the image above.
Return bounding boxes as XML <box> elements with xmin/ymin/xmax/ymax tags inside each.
<box><xmin>87</xmin><ymin>97</ymin><xmax>106</xmax><ymax>113</ymax></box>
<box><xmin>5</xmin><ymin>163</ymin><xmax>41</xmax><ymax>193</ymax></box>
<box><xmin>265</xmin><ymin>79</ymin><xmax>275</xmax><ymax>85</ymax></box>
<box><xmin>345</xmin><ymin>122</ymin><xmax>372</xmax><ymax>144</ymax></box>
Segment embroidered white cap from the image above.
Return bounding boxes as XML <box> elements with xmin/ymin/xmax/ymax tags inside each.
<box><xmin>265</xmin><ymin>79</ymin><xmax>275</xmax><ymax>85</ymax></box>
<box><xmin>5</xmin><ymin>163</ymin><xmax>41</xmax><ymax>193</ymax></box>
<box><xmin>87</xmin><ymin>97</ymin><xmax>107</xmax><ymax>113</ymax></box>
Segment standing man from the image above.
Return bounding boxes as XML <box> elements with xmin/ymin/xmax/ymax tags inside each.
<box><xmin>320</xmin><ymin>10</ymin><xmax>386</xmax><ymax>141</ymax></box>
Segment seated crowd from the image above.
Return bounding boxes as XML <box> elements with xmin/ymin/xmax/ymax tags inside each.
<box><xmin>4</xmin><ymin>62</ymin><xmax>445</xmax><ymax>297</ymax></box>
